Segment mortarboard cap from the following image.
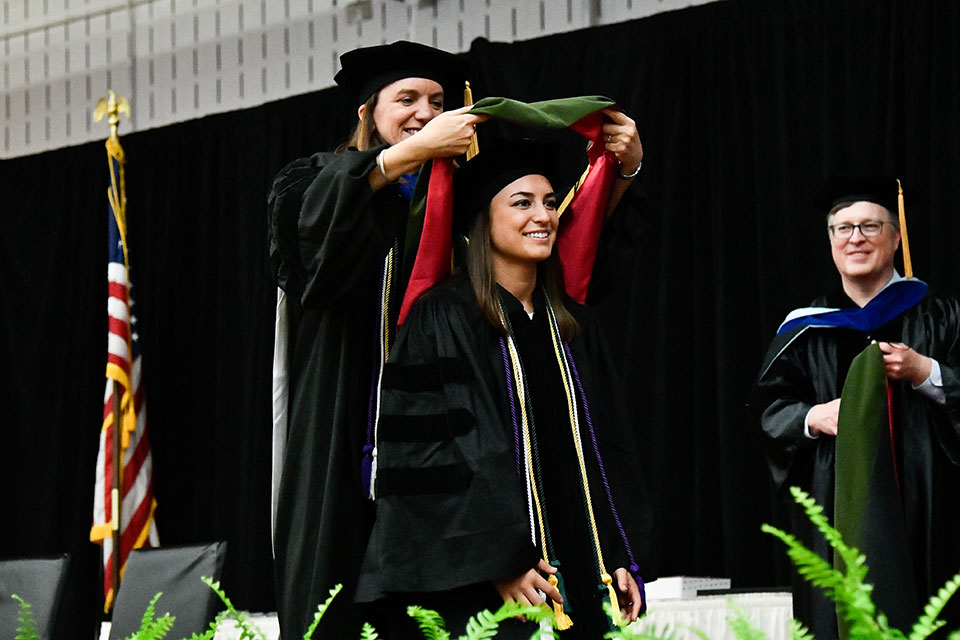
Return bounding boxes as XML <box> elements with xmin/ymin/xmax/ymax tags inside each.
<box><xmin>334</xmin><ymin>40</ymin><xmax>466</xmax><ymax>106</ymax></box>
<box><xmin>819</xmin><ymin>176</ymin><xmax>900</xmax><ymax>216</ymax></box>
<box><xmin>453</xmin><ymin>139</ymin><xmax>563</xmax><ymax>235</ymax></box>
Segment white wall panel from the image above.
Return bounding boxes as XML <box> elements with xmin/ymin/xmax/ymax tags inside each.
<box><xmin>0</xmin><ymin>0</ymin><xmax>719</xmax><ymax>158</ymax></box>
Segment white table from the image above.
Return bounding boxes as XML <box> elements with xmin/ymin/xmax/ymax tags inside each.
<box><xmin>636</xmin><ymin>592</ymin><xmax>793</xmax><ymax>640</ymax></box>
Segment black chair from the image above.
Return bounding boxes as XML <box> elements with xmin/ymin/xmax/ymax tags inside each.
<box><xmin>109</xmin><ymin>542</ymin><xmax>227</xmax><ymax>640</ymax></box>
<box><xmin>0</xmin><ymin>554</ymin><xmax>71</xmax><ymax>640</ymax></box>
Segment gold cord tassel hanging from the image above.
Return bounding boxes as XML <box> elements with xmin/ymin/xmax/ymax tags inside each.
<box><xmin>896</xmin><ymin>179</ymin><xmax>913</xmax><ymax>278</ymax></box>
<box><xmin>464</xmin><ymin>82</ymin><xmax>480</xmax><ymax>160</ymax></box>
<box><xmin>602</xmin><ymin>572</ymin><xmax>623</xmax><ymax>627</ymax></box>
<box><xmin>549</xmin><ymin>574</ymin><xmax>574</xmax><ymax>630</ymax></box>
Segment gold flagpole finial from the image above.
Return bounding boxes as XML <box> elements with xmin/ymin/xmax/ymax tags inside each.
<box><xmin>93</xmin><ymin>90</ymin><xmax>131</xmax><ymax>140</ymax></box>
<box><xmin>464</xmin><ymin>82</ymin><xmax>480</xmax><ymax>160</ymax></box>
<box><xmin>896</xmin><ymin>178</ymin><xmax>913</xmax><ymax>278</ymax></box>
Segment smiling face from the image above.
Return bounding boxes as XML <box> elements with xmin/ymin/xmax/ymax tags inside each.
<box><xmin>362</xmin><ymin>77</ymin><xmax>444</xmax><ymax>146</ymax></box>
<box><xmin>828</xmin><ymin>201</ymin><xmax>901</xmax><ymax>286</ymax></box>
<box><xmin>488</xmin><ymin>174</ymin><xmax>558</xmax><ymax>271</ymax></box>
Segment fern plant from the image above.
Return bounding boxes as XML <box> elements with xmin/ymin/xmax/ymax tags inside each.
<box><xmin>120</xmin><ymin>592</ymin><xmax>176</xmax><ymax>640</ymax></box>
<box><xmin>12</xmin><ymin>594</ymin><xmax>40</xmax><ymax>640</ymax></box>
<box><xmin>177</xmin><ymin>609</ymin><xmax>229</xmax><ymax>640</ymax></box>
<box><xmin>763</xmin><ymin>486</ymin><xmax>960</xmax><ymax>640</ymax></box>
<box><xmin>456</xmin><ymin>600</ymin><xmax>554</xmax><ymax>640</ymax></box>
<box><xmin>406</xmin><ymin>605</ymin><xmax>450</xmax><ymax>640</ymax></box>
<box><xmin>302</xmin><ymin>583</ymin><xmax>343</xmax><ymax>640</ymax></box>
<box><xmin>600</xmin><ymin>598</ymin><xmax>681</xmax><ymax>640</ymax></box>
<box><xmin>201</xmin><ymin>576</ymin><xmax>267</xmax><ymax>640</ymax></box>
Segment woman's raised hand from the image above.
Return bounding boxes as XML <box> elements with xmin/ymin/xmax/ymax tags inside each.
<box><xmin>410</xmin><ymin>105</ymin><xmax>489</xmax><ymax>158</ymax></box>
<box><xmin>373</xmin><ymin>106</ymin><xmax>488</xmax><ymax>188</ymax></box>
<box><xmin>601</xmin><ymin>107</ymin><xmax>643</xmax><ymax>175</ymax></box>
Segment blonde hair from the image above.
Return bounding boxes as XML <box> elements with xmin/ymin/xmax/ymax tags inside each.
<box><xmin>337</xmin><ymin>92</ymin><xmax>386</xmax><ymax>152</ymax></box>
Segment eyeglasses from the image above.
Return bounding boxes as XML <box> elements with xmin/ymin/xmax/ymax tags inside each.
<box><xmin>828</xmin><ymin>220</ymin><xmax>894</xmax><ymax>239</ymax></box>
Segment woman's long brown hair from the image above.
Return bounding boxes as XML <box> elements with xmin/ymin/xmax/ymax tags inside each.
<box><xmin>465</xmin><ymin>204</ymin><xmax>580</xmax><ymax>342</ymax></box>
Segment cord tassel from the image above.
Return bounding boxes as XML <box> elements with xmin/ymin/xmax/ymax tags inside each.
<box><xmin>549</xmin><ymin>574</ymin><xmax>574</xmax><ymax>630</ymax></box>
<box><xmin>602</xmin><ymin>572</ymin><xmax>622</xmax><ymax>627</ymax></box>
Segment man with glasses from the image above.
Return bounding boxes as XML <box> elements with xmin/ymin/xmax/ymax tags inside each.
<box><xmin>751</xmin><ymin>177</ymin><xmax>960</xmax><ymax>640</ymax></box>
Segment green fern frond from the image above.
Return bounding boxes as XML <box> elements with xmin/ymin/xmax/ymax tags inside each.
<box><xmin>303</xmin><ymin>583</ymin><xmax>343</xmax><ymax>640</ymax></box>
<box><xmin>460</xmin><ymin>609</ymin><xmax>500</xmax><ymax>640</ymax></box>
<box><xmin>120</xmin><ymin>592</ymin><xmax>175</xmax><ymax>640</ymax></box>
<box><xmin>761</xmin><ymin>524</ymin><xmax>847</xmax><ymax>599</ymax></box>
<box><xmin>767</xmin><ymin>491</ymin><xmax>885</xmax><ymax>640</ymax></box>
<box><xmin>359</xmin><ymin>622</ymin><xmax>380</xmax><ymax>640</ymax></box>
<box><xmin>767</xmin><ymin>487</ymin><xmax>960</xmax><ymax>640</ymax></box>
<box><xmin>789</xmin><ymin>618</ymin><xmax>814</xmax><ymax>640</ymax></box>
<box><xmin>201</xmin><ymin>576</ymin><xmax>267</xmax><ymax>640</ymax></box>
<box><xmin>181</xmin><ymin>610</ymin><xmax>231</xmax><ymax>640</ymax></box>
<box><xmin>140</xmin><ymin>592</ymin><xmax>163</xmax><ymax>634</ymax></box>
<box><xmin>598</xmin><ymin>600</ymin><xmax>684</xmax><ymax>640</ymax></box>
<box><xmin>405</xmin><ymin>605</ymin><xmax>450</xmax><ymax>640</ymax></box>
<box><xmin>145</xmin><ymin>613</ymin><xmax>176</xmax><ymax>640</ymax></box>
<box><xmin>947</xmin><ymin>628</ymin><xmax>960</xmax><ymax>640</ymax></box>
<box><xmin>601</xmin><ymin>618</ymin><xmax>682</xmax><ymax>640</ymax></box>
<box><xmin>12</xmin><ymin>594</ymin><xmax>40</xmax><ymax>640</ymax></box>
<box><xmin>765</xmin><ymin>493</ymin><xmax>884</xmax><ymax>637</ymax></box>
<box><xmin>457</xmin><ymin>602</ymin><xmax>552</xmax><ymax>640</ymax></box>
<box><xmin>908</xmin><ymin>572</ymin><xmax>960</xmax><ymax>640</ymax></box>
<box><xmin>726</xmin><ymin>599</ymin><xmax>770</xmax><ymax>640</ymax></box>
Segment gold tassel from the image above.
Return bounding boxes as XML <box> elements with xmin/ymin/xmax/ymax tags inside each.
<box><xmin>602</xmin><ymin>572</ymin><xmax>622</xmax><ymax>627</ymax></box>
<box><xmin>896</xmin><ymin>178</ymin><xmax>913</xmax><ymax>278</ymax></box>
<box><xmin>464</xmin><ymin>81</ymin><xmax>480</xmax><ymax>160</ymax></box>
<box><xmin>549</xmin><ymin>574</ymin><xmax>574</xmax><ymax>630</ymax></box>
<box><xmin>557</xmin><ymin>164</ymin><xmax>590</xmax><ymax>217</ymax></box>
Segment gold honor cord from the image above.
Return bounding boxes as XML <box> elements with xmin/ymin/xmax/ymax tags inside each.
<box><xmin>498</xmin><ymin>306</ymin><xmax>574</xmax><ymax>631</ymax></box>
<box><xmin>896</xmin><ymin>179</ymin><xmax>913</xmax><ymax>278</ymax></box>
<box><xmin>464</xmin><ymin>82</ymin><xmax>480</xmax><ymax>160</ymax></box>
<box><xmin>544</xmin><ymin>300</ymin><xmax>622</xmax><ymax>627</ymax></box>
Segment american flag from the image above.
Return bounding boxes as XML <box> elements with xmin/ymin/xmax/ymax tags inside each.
<box><xmin>90</xmin><ymin>137</ymin><xmax>159</xmax><ymax>611</ymax></box>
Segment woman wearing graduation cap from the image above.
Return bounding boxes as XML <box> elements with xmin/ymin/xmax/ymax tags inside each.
<box><xmin>267</xmin><ymin>41</ymin><xmax>488</xmax><ymax>640</ymax></box>
<box><xmin>355</xmin><ymin>140</ymin><xmax>652</xmax><ymax>638</ymax></box>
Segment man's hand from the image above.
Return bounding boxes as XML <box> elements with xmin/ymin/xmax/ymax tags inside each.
<box><xmin>878</xmin><ymin>342</ymin><xmax>932</xmax><ymax>386</ymax></box>
<box><xmin>808</xmin><ymin>398</ymin><xmax>841</xmax><ymax>436</ymax></box>
<box><xmin>614</xmin><ymin>567</ymin><xmax>643</xmax><ymax>622</ymax></box>
<box><xmin>494</xmin><ymin>558</ymin><xmax>563</xmax><ymax>607</ymax></box>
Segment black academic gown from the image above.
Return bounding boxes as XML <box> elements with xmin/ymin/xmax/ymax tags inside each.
<box><xmin>751</xmin><ymin>288</ymin><xmax>960</xmax><ymax>640</ymax></box>
<box><xmin>268</xmin><ymin>147</ymin><xmax>413</xmax><ymax>639</ymax></box>
<box><xmin>356</xmin><ymin>275</ymin><xmax>651</xmax><ymax>639</ymax></box>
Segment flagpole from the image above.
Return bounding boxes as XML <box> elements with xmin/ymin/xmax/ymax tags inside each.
<box><xmin>95</xmin><ymin>89</ymin><xmax>131</xmax><ymax>611</ymax></box>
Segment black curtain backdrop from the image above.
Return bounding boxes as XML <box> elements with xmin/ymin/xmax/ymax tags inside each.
<box><xmin>3</xmin><ymin>0</ymin><xmax>960</xmax><ymax>636</ymax></box>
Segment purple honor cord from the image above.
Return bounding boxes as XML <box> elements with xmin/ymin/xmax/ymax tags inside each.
<box><xmin>564</xmin><ymin>344</ymin><xmax>642</xmax><ymax>583</ymax></box>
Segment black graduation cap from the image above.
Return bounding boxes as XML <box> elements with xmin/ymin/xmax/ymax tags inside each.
<box><xmin>453</xmin><ymin>139</ymin><xmax>563</xmax><ymax>235</ymax></box>
<box><xmin>819</xmin><ymin>176</ymin><xmax>900</xmax><ymax>215</ymax></box>
<box><xmin>334</xmin><ymin>40</ymin><xmax>467</xmax><ymax>106</ymax></box>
